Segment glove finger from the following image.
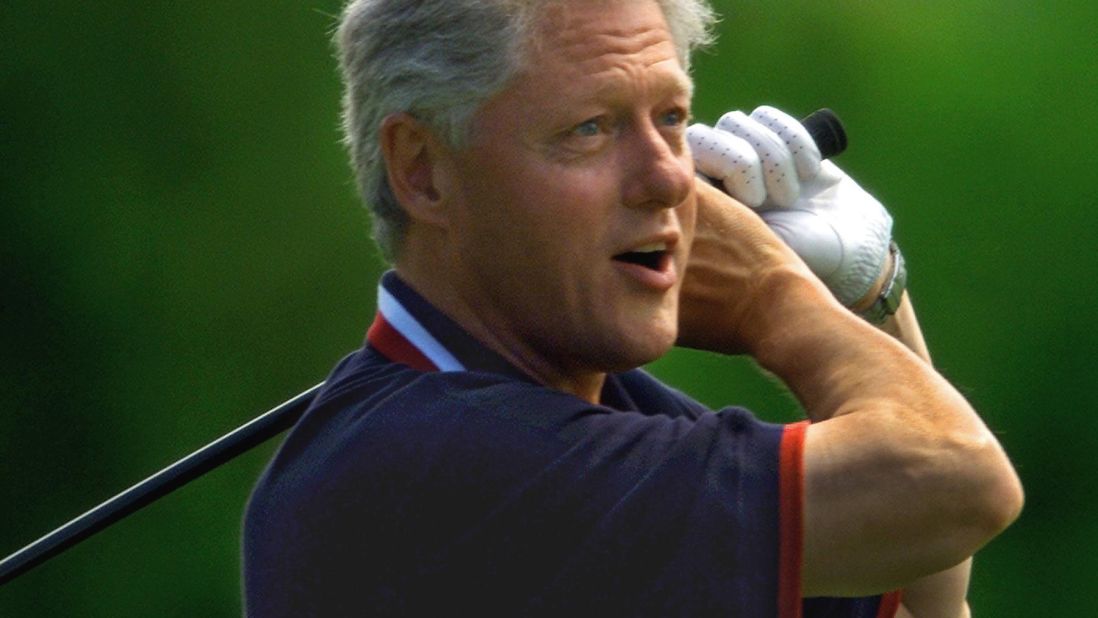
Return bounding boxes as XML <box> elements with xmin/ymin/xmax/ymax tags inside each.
<box><xmin>750</xmin><ymin>105</ymin><xmax>821</xmax><ymax>180</ymax></box>
<box><xmin>715</xmin><ymin>110</ymin><xmax>800</xmax><ymax>208</ymax></box>
<box><xmin>687</xmin><ymin>123</ymin><xmax>766</xmax><ymax>208</ymax></box>
<box><xmin>760</xmin><ymin>208</ymin><xmax>843</xmax><ymax>281</ymax></box>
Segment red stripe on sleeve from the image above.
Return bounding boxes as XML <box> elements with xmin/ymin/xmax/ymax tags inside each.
<box><xmin>778</xmin><ymin>420</ymin><xmax>809</xmax><ymax>618</ymax></box>
<box><xmin>366</xmin><ymin>313</ymin><xmax>439</xmax><ymax>372</ymax></box>
<box><xmin>876</xmin><ymin>590</ymin><xmax>903</xmax><ymax>618</ymax></box>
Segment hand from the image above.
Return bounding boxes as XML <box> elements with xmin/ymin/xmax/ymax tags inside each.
<box><xmin>687</xmin><ymin>106</ymin><xmax>893</xmax><ymax>307</ymax></box>
<box><xmin>677</xmin><ymin>180</ymin><xmax>831</xmax><ymax>355</ymax></box>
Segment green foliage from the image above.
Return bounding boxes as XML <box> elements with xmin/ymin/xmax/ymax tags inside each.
<box><xmin>3</xmin><ymin>1</ymin><xmax>1092</xmax><ymax>614</ymax></box>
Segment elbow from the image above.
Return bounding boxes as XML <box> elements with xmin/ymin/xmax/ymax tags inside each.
<box><xmin>976</xmin><ymin>451</ymin><xmax>1024</xmax><ymax>538</ymax></box>
<box><xmin>895</xmin><ymin>436</ymin><xmax>1023</xmax><ymax>578</ymax></box>
<box><xmin>952</xmin><ymin>437</ymin><xmax>1024</xmax><ymax>553</ymax></box>
<box><xmin>891</xmin><ymin>425</ymin><xmax>1025</xmax><ymax>580</ymax></box>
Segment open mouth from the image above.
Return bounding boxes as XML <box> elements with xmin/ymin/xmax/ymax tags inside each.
<box><xmin>613</xmin><ymin>242</ymin><xmax>669</xmax><ymax>272</ymax></box>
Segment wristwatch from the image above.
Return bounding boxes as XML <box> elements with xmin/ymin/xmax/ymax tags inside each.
<box><xmin>860</xmin><ymin>241</ymin><xmax>907</xmax><ymax>324</ymax></box>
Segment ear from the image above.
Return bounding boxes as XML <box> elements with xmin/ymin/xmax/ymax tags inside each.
<box><xmin>378</xmin><ymin>112</ymin><xmax>457</xmax><ymax>228</ymax></box>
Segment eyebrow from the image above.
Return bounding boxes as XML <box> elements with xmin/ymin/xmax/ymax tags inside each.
<box><xmin>590</xmin><ymin>66</ymin><xmax>694</xmax><ymax>106</ymax></box>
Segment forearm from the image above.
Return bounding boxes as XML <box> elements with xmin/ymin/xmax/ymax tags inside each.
<box><xmin>681</xmin><ymin>181</ymin><xmax>1021</xmax><ymax>593</ymax></box>
<box><xmin>877</xmin><ymin>294</ymin><xmax>974</xmax><ymax>617</ymax></box>
<box><xmin>880</xmin><ymin>292</ymin><xmax>931</xmax><ymax>363</ymax></box>
<box><xmin>746</xmin><ymin>271</ymin><xmax>963</xmax><ymax>428</ymax></box>
<box><xmin>750</xmin><ymin>270</ymin><xmax>1019</xmax><ymax>593</ymax></box>
<box><xmin>687</xmin><ymin>181</ymin><xmax>1002</xmax><ymax>449</ymax></box>
<box><xmin>899</xmin><ymin>558</ymin><xmax>972</xmax><ymax>618</ymax></box>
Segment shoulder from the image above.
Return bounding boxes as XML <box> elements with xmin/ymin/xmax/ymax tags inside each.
<box><xmin>244</xmin><ymin>350</ymin><xmax>803</xmax><ymax>615</ymax></box>
<box><xmin>614</xmin><ymin>368</ymin><xmax>777</xmax><ymax>433</ymax></box>
<box><xmin>256</xmin><ymin>350</ymin><xmax>587</xmax><ymax>481</ymax></box>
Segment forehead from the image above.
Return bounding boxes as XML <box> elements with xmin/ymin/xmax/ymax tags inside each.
<box><xmin>521</xmin><ymin>0</ymin><xmax>689</xmax><ymax>91</ymax></box>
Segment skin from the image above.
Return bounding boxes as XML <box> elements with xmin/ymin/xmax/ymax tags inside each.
<box><xmin>380</xmin><ymin>0</ymin><xmax>1023</xmax><ymax>612</ymax></box>
<box><xmin>877</xmin><ymin>294</ymin><xmax>972</xmax><ymax>618</ymax></box>
<box><xmin>690</xmin><ymin>180</ymin><xmax>1021</xmax><ymax>607</ymax></box>
<box><xmin>389</xmin><ymin>0</ymin><xmax>696</xmax><ymax>403</ymax></box>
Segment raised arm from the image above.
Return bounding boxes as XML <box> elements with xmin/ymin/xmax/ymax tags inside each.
<box><xmin>875</xmin><ymin>291</ymin><xmax>975</xmax><ymax>618</ymax></box>
<box><xmin>680</xmin><ymin>178</ymin><xmax>1022</xmax><ymax>599</ymax></box>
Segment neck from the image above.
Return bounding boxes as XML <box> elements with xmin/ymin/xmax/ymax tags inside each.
<box><xmin>394</xmin><ymin>245</ymin><xmax>607</xmax><ymax>404</ymax></box>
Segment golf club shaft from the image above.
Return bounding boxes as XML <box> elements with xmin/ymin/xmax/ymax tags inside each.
<box><xmin>0</xmin><ymin>382</ymin><xmax>323</xmax><ymax>586</ymax></box>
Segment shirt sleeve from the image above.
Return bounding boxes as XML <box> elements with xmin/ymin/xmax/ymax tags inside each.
<box><xmin>780</xmin><ymin>420</ymin><xmax>810</xmax><ymax>617</ymax></box>
<box><xmin>246</xmin><ymin>368</ymin><xmax>899</xmax><ymax>617</ymax></box>
<box><xmin>613</xmin><ymin>372</ymin><xmax>901</xmax><ymax>618</ymax></box>
<box><xmin>441</xmin><ymin>378</ymin><xmax>796</xmax><ymax>615</ymax></box>
<box><xmin>802</xmin><ymin>591</ymin><xmax>903</xmax><ymax>618</ymax></box>
<box><xmin>782</xmin><ymin>420</ymin><xmax>904</xmax><ymax>618</ymax></box>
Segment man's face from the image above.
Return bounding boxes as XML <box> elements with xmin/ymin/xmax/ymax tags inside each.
<box><xmin>444</xmin><ymin>0</ymin><xmax>696</xmax><ymax>384</ymax></box>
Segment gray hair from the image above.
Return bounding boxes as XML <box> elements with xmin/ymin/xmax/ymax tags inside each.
<box><xmin>336</xmin><ymin>0</ymin><xmax>717</xmax><ymax>261</ymax></box>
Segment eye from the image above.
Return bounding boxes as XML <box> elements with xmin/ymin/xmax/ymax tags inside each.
<box><xmin>571</xmin><ymin>118</ymin><xmax>602</xmax><ymax>138</ymax></box>
<box><xmin>659</xmin><ymin>107</ymin><xmax>689</xmax><ymax>128</ymax></box>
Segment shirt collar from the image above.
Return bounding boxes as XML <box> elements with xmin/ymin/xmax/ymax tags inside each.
<box><xmin>366</xmin><ymin>271</ymin><xmax>534</xmax><ymax>382</ymax></box>
<box><xmin>366</xmin><ymin>271</ymin><xmax>643</xmax><ymax>411</ymax></box>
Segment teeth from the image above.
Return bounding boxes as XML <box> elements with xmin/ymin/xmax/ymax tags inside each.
<box><xmin>633</xmin><ymin>242</ymin><xmax>667</xmax><ymax>253</ymax></box>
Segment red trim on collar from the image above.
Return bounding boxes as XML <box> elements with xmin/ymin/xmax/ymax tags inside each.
<box><xmin>366</xmin><ymin>312</ymin><xmax>439</xmax><ymax>372</ymax></box>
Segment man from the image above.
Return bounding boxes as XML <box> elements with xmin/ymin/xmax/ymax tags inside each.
<box><xmin>243</xmin><ymin>0</ymin><xmax>1023</xmax><ymax>615</ymax></box>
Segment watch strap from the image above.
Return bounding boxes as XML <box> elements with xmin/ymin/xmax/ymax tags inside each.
<box><xmin>860</xmin><ymin>241</ymin><xmax>906</xmax><ymax>324</ymax></box>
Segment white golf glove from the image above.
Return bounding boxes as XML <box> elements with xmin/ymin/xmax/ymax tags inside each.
<box><xmin>687</xmin><ymin>105</ymin><xmax>893</xmax><ymax>308</ymax></box>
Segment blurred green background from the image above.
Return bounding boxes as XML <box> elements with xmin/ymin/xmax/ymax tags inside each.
<box><xmin>2</xmin><ymin>0</ymin><xmax>1094</xmax><ymax>615</ymax></box>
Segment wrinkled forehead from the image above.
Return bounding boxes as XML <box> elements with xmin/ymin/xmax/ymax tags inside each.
<box><xmin>518</xmin><ymin>0</ymin><xmax>691</xmax><ymax>90</ymax></box>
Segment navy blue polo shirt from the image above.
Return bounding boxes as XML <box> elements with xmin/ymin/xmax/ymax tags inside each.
<box><xmin>243</xmin><ymin>272</ymin><xmax>898</xmax><ymax>617</ymax></box>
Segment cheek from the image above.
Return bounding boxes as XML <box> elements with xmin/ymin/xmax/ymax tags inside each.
<box><xmin>456</xmin><ymin>146</ymin><xmax>620</xmax><ymax>268</ymax></box>
<box><xmin>487</xmin><ymin>175</ymin><xmax>611</xmax><ymax>249</ymax></box>
<box><xmin>680</xmin><ymin>200</ymin><xmax>698</xmax><ymax>248</ymax></box>
<box><xmin>456</xmin><ymin>195</ymin><xmax>571</xmax><ymax>284</ymax></box>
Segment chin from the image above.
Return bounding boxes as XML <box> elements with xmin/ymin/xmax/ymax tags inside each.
<box><xmin>603</xmin><ymin>323</ymin><xmax>678</xmax><ymax>372</ymax></box>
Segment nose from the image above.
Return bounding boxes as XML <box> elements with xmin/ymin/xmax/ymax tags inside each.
<box><xmin>620</xmin><ymin>121</ymin><xmax>694</xmax><ymax>211</ymax></box>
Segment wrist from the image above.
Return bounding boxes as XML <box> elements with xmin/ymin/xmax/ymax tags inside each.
<box><xmin>741</xmin><ymin>266</ymin><xmax>851</xmax><ymax>366</ymax></box>
<box><xmin>743</xmin><ymin>267</ymin><xmax>921</xmax><ymax>423</ymax></box>
<box><xmin>852</xmin><ymin>242</ymin><xmax>906</xmax><ymax>324</ymax></box>
<box><xmin>850</xmin><ymin>251</ymin><xmax>892</xmax><ymax>313</ymax></box>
